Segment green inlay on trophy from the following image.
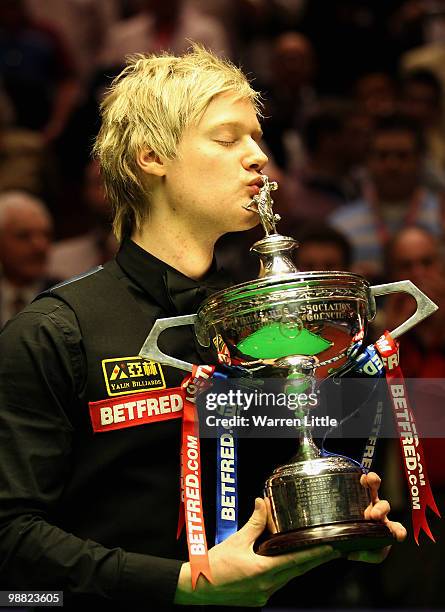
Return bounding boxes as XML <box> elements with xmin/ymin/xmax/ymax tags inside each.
<box><xmin>237</xmin><ymin>323</ymin><xmax>331</xmax><ymax>359</ymax></box>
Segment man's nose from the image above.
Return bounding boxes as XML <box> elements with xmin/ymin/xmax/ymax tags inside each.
<box><xmin>30</xmin><ymin>233</ymin><xmax>50</xmax><ymax>253</ymax></box>
<box><xmin>244</xmin><ymin>140</ymin><xmax>268</xmax><ymax>171</ymax></box>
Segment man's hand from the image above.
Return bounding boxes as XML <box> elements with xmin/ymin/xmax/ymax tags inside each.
<box><xmin>174</xmin><ymin>497</ymin><xmax>340</xmax><ymax>607</ymax></box>
<box><xmin>347</xmin><ymin>471</ymin><xmax>407</xmax><ymax>563</ymax></box>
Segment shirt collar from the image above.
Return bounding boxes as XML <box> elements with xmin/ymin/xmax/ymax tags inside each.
<box><xmin>116</xmin><ymin>238</ymin><xmax>232</xmax><ymax>315</ymax></box>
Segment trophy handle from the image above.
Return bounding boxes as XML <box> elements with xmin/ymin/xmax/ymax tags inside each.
<box><xmin>139</xmin><ymin>314</ymin><xmax>197</xmax><ymax>372</ymax></box>
<box><xmin>369</xmin><ymin>280</ymin><xmax>438</xmax><ymax>339</ymax></box>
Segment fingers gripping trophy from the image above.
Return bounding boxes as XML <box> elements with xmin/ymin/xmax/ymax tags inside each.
<box><xmin>140</xmin><ymin>176</ymin><xmax>438</xmax><ymax>555</ymax></box>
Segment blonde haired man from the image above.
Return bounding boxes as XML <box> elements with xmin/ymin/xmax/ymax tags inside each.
<box><xmin>94</xmin><ymin>47</ymin><xmax>263</xmax><ymax>245</ymax></box>
<box><xmin>0</xmin><ymin>47</ymin><xmax>404</xmax><ymax>610</ymax></box>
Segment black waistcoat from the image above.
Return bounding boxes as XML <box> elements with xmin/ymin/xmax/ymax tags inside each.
<box><xmin>48</xmin><ymin>260</ymin><xmax>194</xmax><ymax>560</ymax></box>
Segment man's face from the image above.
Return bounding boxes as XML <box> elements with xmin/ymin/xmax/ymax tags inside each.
<box><xmin>272</xmin><ymin>35</ymin><xmax>315</xmax><ymax>89</ymax></box>
<box><xmin>355</xmin><ymin>73</ymin><xmax>397</xmax><ymax>118</ymax></box>
<box><xmin>161</xmin><ymin>93</ymin><xmax>268</xmax><ymax>238</ymax></box>
<box><xmin>402</xmin><ymin>82</ymin><xmax>440</xmax><ymax>127</ymax></box>
<box><xmin>368</xmin><ymin>131</ymin><xmax>420</xmax><ymax>201</ymax></box>
<box><xmin>390</xmin><ymin>228</ymin><xmax>442</xmax><ymax>287</ymax></box>
<box><xmin>0</xmin><ymin>207</ymin><xmax>52</xmax><ymax>285</ymax></box>
<box><xmin>296</xmin><ymin>242</ymin><xmax>347</xmax><ymax>271</ymax></box>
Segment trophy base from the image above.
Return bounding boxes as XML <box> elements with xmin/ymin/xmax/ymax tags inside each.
<box><xmin>257</xmin><ymin>521</ymin><xmax>394</xmax><ymax>556</ymax></box>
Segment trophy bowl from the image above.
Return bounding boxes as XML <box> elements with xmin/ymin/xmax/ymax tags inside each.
<box><xmin>194</xmin><ymin>269</ymin><xmax>371</xmax><ymax>381</ymax></box>
<box><xmin>140</xmin><ymin>176</ymin><xmax>438</xmax><ymax>556</ymax></box>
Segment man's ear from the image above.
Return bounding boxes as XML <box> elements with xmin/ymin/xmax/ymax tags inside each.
<box><xmin>137</xmin><ymin>149</ymin><xmax>166</xmax><ymax>177</ymax></box>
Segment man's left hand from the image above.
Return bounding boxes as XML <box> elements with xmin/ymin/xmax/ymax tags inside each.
<box><xmin>348</xmin><ymin>471</ymin><xmax>407</xmax><ymax>563</ymax></box>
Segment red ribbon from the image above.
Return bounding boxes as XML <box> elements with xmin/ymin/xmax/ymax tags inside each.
<box><xmin>90</xmin><ymin>368</ymin><xmax>214</xmax><ymax>587</ymax></box>
<box><xmin>375</xmin><ymin>331</ymin><xmax>441</xmax><ymax>543</ymax></box>
<box><xmin>178</xmin><ymin>365</ymin><xmax>214</xmax><ymax>588</ymax></box>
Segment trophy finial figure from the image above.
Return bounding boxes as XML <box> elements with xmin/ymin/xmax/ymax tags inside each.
<box><xmin>244</xmin><ymin>174</ymin><xmax>280</xmax><ymax>236</ymax></box>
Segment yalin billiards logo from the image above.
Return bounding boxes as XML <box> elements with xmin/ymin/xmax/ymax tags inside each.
<box><xmin>102</xmin><ymin>356</ymin><xmax>166</xmax><ymax>396</ymax></box>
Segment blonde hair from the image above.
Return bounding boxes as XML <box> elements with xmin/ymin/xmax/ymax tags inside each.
<box><xmin>93</xmin><ymin>45</ymin><xmax>262</xmax><ymax>241</ymax></box>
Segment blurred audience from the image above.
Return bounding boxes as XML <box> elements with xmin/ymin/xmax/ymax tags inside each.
<box><xmin>399</xmin><ymin>68</ymin><xmax>445</xmax><ymax>188</ymax></box>
<box><xmin>0</xmin><ymin>123</ymin><xmax>53</xmax><ymax>200</ymax></box>
<box><xmin>261</xmin><ymin>31</ymin><xmax>317</xmax><ymax>171</ymax></box>
<box><xmin>233</xmin><ymin>0</ymin><xmax>307</xmax><ymax>85</ymax></box>
<box><xmin>0</xmin><ymin>191</ymin><xmax>55</xmax><ymax>328</ymax></box>
<box><xmin>329</xmin><ymin>114</ymin><xmax>444</xmax><ymax>281</ymax></box>
<box><xmin>281</xmin><ymin>102</ymin><xmax>370</xmax><ymax>227</ymax></box>
<box><xmin>98</xmin><ymin>0</ymin><xmax>231</xmax><ymax>70</ymax></box>
<box><xmin>0</xmin><ymin>0</ymin><xmax>79</xmax><ymax>144</ymax></box>
<box><xmin>0</xmin><ymin>85</ymin><xmax>57</xmax><ymax>208</ymax></box>
<box><xmin>294</xmin><ymin>223</ymin><xmax>352</xmax><ymax>271</ymax></box>
<box><xmin>400</xmin><ymin>0</ymin><xmax>445</xmax><ymax>100</ymax></box>
<box><xmin>48</xmin><ymin>160</ymin><xmax>117</xmax><ymax>280</ymax></box>
<box><xmin>301</xmin><ymin>2</ymin><xmax>401</xmax><ymax>95</ymax></box>
<box><xmin>24</xmin><ymin>0</ymin><xmax>120</xmax><ymax>83</ymax></box>
<box><xmin>189</xmin><ymin>0</ymin><xmax>237</xmax><ymax>50</ymax></box>
<box><xmin>388</xmin><ymin>0</ymin><xmax>428</xmax><ymax>54</ymax></box>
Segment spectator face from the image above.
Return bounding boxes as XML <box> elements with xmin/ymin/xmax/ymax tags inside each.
<box><xmin>272</xmin><ymin>33</ymin><xmax>315</xmax><ymax>89</ymax></box>
<box><xmin>296</xmin><ymin>242</ymin><xmax>348</xmax><ymax>271</ymax></box>
<box><xmin>401</xmin><ymin>82</ymin><xmax>441</xmax><ymax>127</ymax></box>
<box><xmin>0</xmin><ymin>206</ymin><xmax>52</xmax><ymax>285</ymax></box>
<box><xmin>368</xmin><ymin>130</ymin><xmax>420</xmax><ymax>200</ymax></box>
<box><xmin>355</xmin><ymin>73</ymin><xmax>397</xmax><ymax>119</ymax></box>
<box><xmin>389</xmin><ymin>227</ymin><xmax>442</xmax><ymax>287</ymax></box>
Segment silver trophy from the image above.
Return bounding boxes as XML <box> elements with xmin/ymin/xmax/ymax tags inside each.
<box><xmin>140</xmin><ymin>176</ymin><xmax>438</xmax><ymax>554</ymax></box>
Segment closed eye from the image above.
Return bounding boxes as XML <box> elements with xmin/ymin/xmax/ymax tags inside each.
<box><xmin>215</xmin><ymin>140</ymin><xmax>236</xmax><ymax>147</ymax></box>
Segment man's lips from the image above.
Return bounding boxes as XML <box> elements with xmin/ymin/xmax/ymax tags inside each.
<box><xmin>247</xmin><ymin>184</ymin><xmax>260</xmax><ymax>196</ymax></box>
<box><xmin>243</xmin><ymin>176</ymin><xmax>264</xmax><ymax>211</ymax></box>
<box><xmin>246</xmin><ymin>176</ymin><xmax>264</xmax><ymax>196</ymax></box>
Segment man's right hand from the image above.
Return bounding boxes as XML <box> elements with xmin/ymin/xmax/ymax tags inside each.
<box><xmin>174</xmin><ymin>498</ymin><xmax>339</xmax><ymax>607</ymax></box>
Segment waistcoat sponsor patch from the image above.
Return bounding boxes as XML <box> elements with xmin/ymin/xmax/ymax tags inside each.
<box><xmin>89</xmin><ymin>388</ymin><xmax>183</xmax><ymax>432</ymax></box>
<box><xmin>101</xmin><ymin>356</ymin><xmax>166</xmax><ymax>396</ymax></box>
